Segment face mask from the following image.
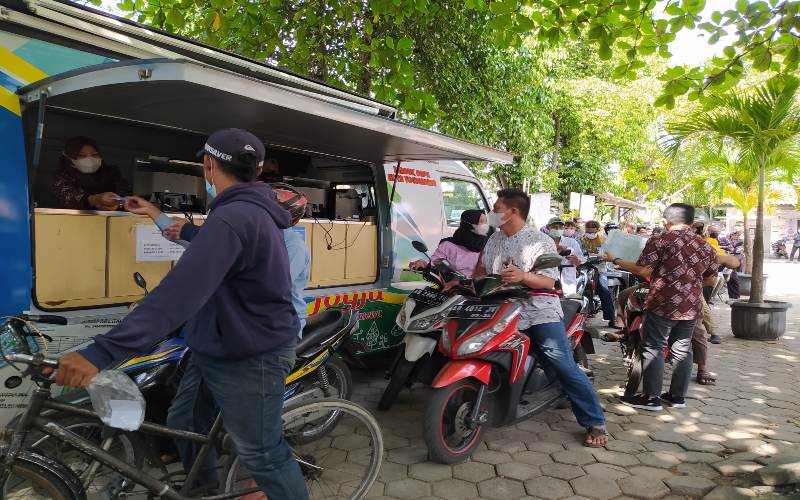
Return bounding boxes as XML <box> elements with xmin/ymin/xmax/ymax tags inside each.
<box><xmin>205</xmin><ymin>163</ymin><xmax>217</xmax><ymax>199</ymax></box>
<box><xmin>472</xmin><ymin>223</ymin><xmax>490</xmax><ymax>236</ymax></box>
<box><xmin>487</xmin><ymin>211</ymin><xmax>508</xmax><ymax>229</ymax></box>
<box><xmin>585</xmin><ymin>232</ymin><xmax>598</xmax><ymax>240</ymax></box>
<box><xmin>71</xmin><ymin>156</ymin><xmax>101</xmax><ymax>174</ymax></box>
<box><xmin>549</xmin><ymin>230</ymin><xmax>563</xmax><ymax>238</ymax></box>
<box><xmin>563</xmin><ymin>229</ymin><xmax>576</xmax><ymax>237</ymax></box>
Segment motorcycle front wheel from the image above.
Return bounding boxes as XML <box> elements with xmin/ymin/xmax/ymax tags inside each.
<box><xmin>378</xmin><ymin>357</ymin><xmax>416</xmax><ymax>411</ymax></box>
<box><xmin>423</xmin><ymin>379</ymin><xmax>486</xmax><ymax>464</ymax></box>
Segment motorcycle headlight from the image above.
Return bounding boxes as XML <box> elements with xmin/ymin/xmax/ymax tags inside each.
<box><xmin>457</xmin><ymin>330</ymin><xmax>497</xmax><ymax>356</ymax></box>
<box><xmin>396</xmin><ymin>299</ymin><xmax>416</xmax><ymax>329</ymax></box>
<box><xmin>408</xmin><ymin>310</ymin><xmax>449</xmax><ymax>331</ymax></box>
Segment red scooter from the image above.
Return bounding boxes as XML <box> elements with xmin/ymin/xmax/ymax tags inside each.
<box><xmin>422</xmin><ymin>254</ymin><xmax>591</xmax><ymax>464</ymax></box>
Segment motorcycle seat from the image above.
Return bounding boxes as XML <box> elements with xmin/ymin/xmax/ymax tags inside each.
<box><xmin>297</xmin><ymin>309</ymin><xmax>347</xmax><ymax>353</ymax></box>
<box><xmin>560</xmin><ymin>299</ymin><xmax>582</xmax><ymax>328</ymax></box>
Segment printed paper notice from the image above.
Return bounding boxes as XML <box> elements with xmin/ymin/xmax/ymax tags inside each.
<box><xmin>136</xmin><ymin>225</ymin><xmax>185</xmax><ymax>262</ymax></box>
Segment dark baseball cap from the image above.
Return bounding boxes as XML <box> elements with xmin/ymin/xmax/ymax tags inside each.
<box><xmin>196</xmin><ymin>128</ymin><xmax>265</xmax><ymax>168</ymax></box>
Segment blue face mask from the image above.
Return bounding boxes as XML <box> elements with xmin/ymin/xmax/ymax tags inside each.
<box><xmin>205</xmin><ymin>163</ymin><xmax>217</xmax><ymax>199</ymax></box>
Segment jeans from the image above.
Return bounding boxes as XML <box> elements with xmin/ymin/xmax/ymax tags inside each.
<box><xmin>168</xmin><ymin>346</ymin><xmax>307</xmax><ymax>500</ymax></box>
<box><xmin>727</xmin><ymin>270</ymin><xmax>741</xmax><ymax>299</ymax></box>
<box><xmin>641</xmin><ymin>312</ymin><xmax>696</xmax><ymax>399</ymax></box>
<box><xmin>597</xmin><ymin>274</ymin><xmax>616</xmax><ymax>321</ymax></box>
<box><xmin>167</xmin><ymin>359</ymin><xmax>219</xmax><ymax>486</ymax></box>
<box><xmin>521</xmin><ymin>322</ymin><xmax>605</xmax><ymax>428</ymax></box>
<box><xmin>791</xmin><ymin>245</ymin><xmax>799</xmax><ymax>261</ymax></box>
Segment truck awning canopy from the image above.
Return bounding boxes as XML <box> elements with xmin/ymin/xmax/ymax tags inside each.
<box><xmin>19</xmin><ymin>59</ymin><xmax>514</xmax><ymax>165</ymax></box>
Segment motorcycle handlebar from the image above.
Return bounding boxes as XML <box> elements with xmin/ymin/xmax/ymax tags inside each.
<box><xmin>5</xmin><ymin>353</ymin><xmax>60</xmax><ymax>368</ymax></box>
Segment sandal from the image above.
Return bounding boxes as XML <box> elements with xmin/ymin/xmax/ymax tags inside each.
<box><xmin>600</xmin><ymin>332</ymin><xmax>623</xmax><ymax>343</ymax></box>
<box><xmin>583</xmin><ymin>425</ymin><xmax>609</xmax><ymax>448</ymax></box>
<box><xmin>696</xmin><ymin>371</ymin><xmax>716</xmax><ymax>385</ymax></box>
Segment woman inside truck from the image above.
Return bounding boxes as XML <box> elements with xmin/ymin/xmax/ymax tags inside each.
<box><xmin>409</xmin><ymin>209</ymin><xmax>489</xmax><ymax>278</ymax></box>
<box><xmin>52</xmin><ymin>136</ymin><xmax>131</xmax><ymax>210</ymax></box>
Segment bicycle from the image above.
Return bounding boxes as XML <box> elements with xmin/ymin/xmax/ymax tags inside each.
<box><xmin>0</xmin><ymin>352</ymin><xmax>383</xmax><ymax>500</ymax></box>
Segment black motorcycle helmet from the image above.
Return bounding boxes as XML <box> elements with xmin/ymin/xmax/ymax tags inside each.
<box><xmin>604</xmin><ymin>222</ymin><xmax>620</xmax><ymax>234</ymax></box>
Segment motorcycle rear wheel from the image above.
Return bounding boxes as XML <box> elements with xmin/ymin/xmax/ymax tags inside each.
<box><xmin>423</xmin><ymin>379</ymin><xmax>486</xmax><ymax>464</ymax></box>
<box><xmin>624</xmin><ymin>349</ymin><xmax>643</xmax><ymax>398</ymax></box>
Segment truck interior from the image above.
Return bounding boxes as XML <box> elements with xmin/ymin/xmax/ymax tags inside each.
<box><xmin>19</xmin><ymin>58</ymin><xmax>511</xmax><ymax>311</ymax></box>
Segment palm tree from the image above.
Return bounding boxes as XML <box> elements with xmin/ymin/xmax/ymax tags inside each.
<box><xmin>666</xmin><ymin>76</ymin><xmax>800</xmax><ymax>304</ymax></box>
<box><xmin>691</xmin><ymin>146</ymin><xmax>791</xmax><ymax>273</ymax></box>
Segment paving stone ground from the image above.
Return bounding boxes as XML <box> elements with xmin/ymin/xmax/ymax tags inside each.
<box><xmin>353</xmin><ymin>259</ymin><xmax>800</xmax><ymax>499</ymax></box>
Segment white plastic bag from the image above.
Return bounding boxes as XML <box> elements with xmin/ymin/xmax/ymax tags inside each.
<box><xmin>601</xmin><ymin>230</ymin><xmax>647</xmax><ymax>263</ymax></box>
<box><xmin>87</xmin><ymin>370</ymin><xmax>146</xmax><ymax>431</ymax></box>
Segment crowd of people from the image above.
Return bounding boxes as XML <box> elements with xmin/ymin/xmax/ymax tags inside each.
<box><xmin>50</xmin><ymin>138</ymin><xmax>746</xmax><ymax>495</ymax></box>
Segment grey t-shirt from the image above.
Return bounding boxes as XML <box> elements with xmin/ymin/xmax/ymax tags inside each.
<box><xmin>482</xmin><ymin>226</ymin><xmax>563</xmax><ymax>329</ymax></box>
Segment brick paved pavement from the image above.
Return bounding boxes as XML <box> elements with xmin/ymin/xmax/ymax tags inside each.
<box><xmin>354</xmin><ymin>260</ymin><xmax>800</xmax><ymax>499</ymax></box>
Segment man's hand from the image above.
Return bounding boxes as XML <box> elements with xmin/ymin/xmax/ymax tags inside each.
<box><xmin>56</xmin><ymin>352</ymin><xmax>99</xmax><ymax>388</ymax></box>
<box><xmin>124</xmin><ymin>196</ymin><xmax>160</xmax><ymax>219</ymax></box>
<box><xmin>441</xmin><ymin>279</ymin><xmax>461</xmax><ymax>293</ymax></box>
<box><xmin>408</xmin><ymin>259</ymin><xmax>428</xmax><ymax>271</ymax></box>
<box><xmin>88</xmin><ymin>192</ymin><xmax>122</xmax><ymax>211</ymax></box>
<box><xmin>501</xmin><ymin>264</ymin><xmax>526</xmax><ymax>284</ymax></box>
<box><xmin>163</xmin><ymin>220</ymin><xmax>189</xmax><ymax>241</ymax></box>
<box><xmin>566</xmin><ymin>254</ymin><xmax>581</xmax><ymax>266</ymax></box>
<box><xmin>601</xmin><ymin>252</ymin><xmax>616</xmax><ymax>263</ymax></box>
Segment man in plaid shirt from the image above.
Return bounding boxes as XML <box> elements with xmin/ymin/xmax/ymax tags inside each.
<box><xmin>617</xmin><ymin>204</ymin><xmax>718</xmax><ymax>411</ymax></box>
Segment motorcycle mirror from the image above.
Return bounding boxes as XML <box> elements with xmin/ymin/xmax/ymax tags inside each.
<box><xmin>412</xmin><ymin>240</ymin><xmax>429</xmax><ymax>256</ymax></box>
<box><xmin>133</xmin><ymin>272</ymin><xmax>149</xmax><ymax>295</ymax></box>
<box><xmin>532</xmin><ymin>254</ymin><xmax>563</xmax><ymax>271</ymax></box>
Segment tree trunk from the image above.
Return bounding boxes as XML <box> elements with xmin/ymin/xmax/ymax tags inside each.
<box><xmin>743</xmin><ymin>217</ymin><xmax>753</xmax><ymax>273</ymax></box>
<box><xmin>550</xmin><ymin>114</ymin><xmax>560</xmax><ymax>171</ymax></box>
<box><xmin>749</xmin><ymin>162</ymin><xmax>766</xmax><ymax>304</ymax></box>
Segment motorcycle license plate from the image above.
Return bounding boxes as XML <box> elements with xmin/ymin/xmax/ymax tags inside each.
<box><xmin>448</xmin><ymin>303</ymin><xmax>498</xmax><ymax>320</ymax></box>
<box><xmin>408</xmin><ymin>288</ymin><xmax>448</xmax><ymax>306</ymax></box>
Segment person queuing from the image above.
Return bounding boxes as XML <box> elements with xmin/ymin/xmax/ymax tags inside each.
<box><xmin>409</xmin><ymin>209</ymin><xmax>489</xmax><ymax>278</ymax></box>
<box><xmin>790</xmin><ymin>231</ymin><xmax>800</xmax><ymax>262</ymax></box>
<box><xmin>546</xmin><ymin>217</ymin><xmax>583</xmax><ymax>295</ymax></box>
<box><xmin>579</xmin><ymin>220</ymin><xmax>604</xmax><ymax>255</ymax></box>
<box><xmin>52</xmin><ymin>136</ymin><xmax>131</xmax><ymax>210</ymax></box>
<box><xmin>474</xmin><ymin>188</ymin><xmax>609</xmax><ymax>447</ymax></box>
<box><xmin>564</xmin><ymin>220</ymin><xmax>579</xmax><ymax>238</ymax></box>
<box><xmin>617</xmin><ymin>204</ymin><xmax>719</xmax><ymax>411</ymax></box>
<box><xmin>572</xmin><ymin>217</ymin><xmax>585</xmax><ymax>239</ymax></box>
<box><xmin>624</xmin><ymin>222</ymin><xmax>637</xmax><ymax>234</ymax></box>
<box><xmin>579</xmin><ymin>220</ymin><xmax>617</xmax><ymax>327</ymax></box>
<box><xmin>56</xmin><ymin>128</ymin><xmax>309</xmax><ymax>498</ymax></box>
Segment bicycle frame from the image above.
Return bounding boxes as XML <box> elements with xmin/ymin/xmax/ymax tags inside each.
<box><xmin>2</xmin><ymin>379</ymin><xmax>260</xmax><ymax>500</ymax></box>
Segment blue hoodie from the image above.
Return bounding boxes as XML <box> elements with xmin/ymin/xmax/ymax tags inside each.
<box><xmin>80</xmin><ymin>182</ymin><xmax>298</xmax><ymax>368</ymax></box>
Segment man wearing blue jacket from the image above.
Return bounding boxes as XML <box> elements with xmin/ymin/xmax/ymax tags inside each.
<box><xmin>56</xmin><ymin>128</ymin><xmax>308</xmax><ymax>499</ymax></box>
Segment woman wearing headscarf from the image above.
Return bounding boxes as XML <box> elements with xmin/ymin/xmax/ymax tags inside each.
<box><xmin>52</xmin><ymin>136</ymin><xmax>131</xmax><ymax>210</ymax></box>
<box><xmin>409</xmin><ymin>209</ymin><xmax>489</xmax><ymax>278</ymax></box>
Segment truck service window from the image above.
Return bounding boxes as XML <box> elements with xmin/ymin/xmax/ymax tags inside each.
<box><xmin>440</xmin><ymin>179</ymin><xmax>489</xmax><ymax>226</ymax></box>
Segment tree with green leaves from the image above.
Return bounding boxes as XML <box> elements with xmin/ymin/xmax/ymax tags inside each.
<box><xmin>666</xmin><ymin>75</ymin><xmax>800</xmax><ymax>304</ymax></box>
<box><xmin>110</xmin><ymin>0</ymin><xmax>800</xmax><ymax>112</ymax></box>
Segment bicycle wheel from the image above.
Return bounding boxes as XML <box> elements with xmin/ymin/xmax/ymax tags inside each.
<box><xmin>27</xmin><ymin>416</ymin><xmax>140</xmax><ymax>499</ymax></box>
<box><xmin>0</xmin><ymin>454</ymin><xmax>82</xmax><ymax>500</ymax></box>
<box><xmin>223</xmin><ymin>398</ymin><xmax>384</xmax><ymax>500</ymax></box>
